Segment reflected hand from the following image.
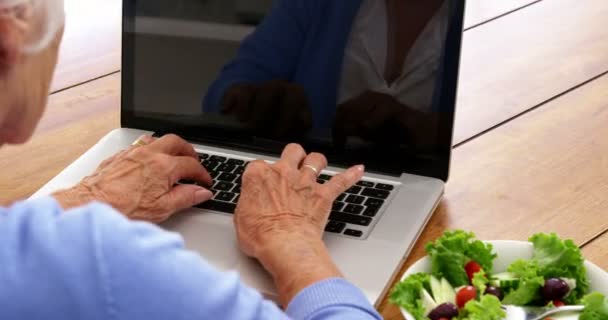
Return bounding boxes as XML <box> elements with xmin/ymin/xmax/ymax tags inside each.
<box><xmin>221</xmin><ymin>80</ymin><xmax>313</xmax><ymax>137</ymax></box>
<box><xmin>234</xmin><ymin>143</ymin><xmax>365</xmax><ymax>305</ymax></box>
<box><xmin>53</xmin><ymin>134</ymin><xmax>214</xmax><ymax>223</ymax></box>
<box><xmin>333</xmin><ymin>91</ymin><xmax>434</xmax><ymax>148</ymax></box>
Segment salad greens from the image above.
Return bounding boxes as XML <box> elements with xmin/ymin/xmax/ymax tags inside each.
<box><xmin>391</xmin><ymin>230</ymin><xmax>606</xmax><ymax>320</ymax></box>
<box><xmin>580</xmin><ymin>292</ymin><xmax>608</xmax><ymax>320</ymax></box>
<box><xmin>390</xmin><ymin>273</ymin><xmax>431</xmax><ymax>320</ymax></box>
<box><xmin>459</xmin><ymin>295</ymin><xmax>505</xmax><ymax>320</ymax></box>
<box><xmin>425</xmin><ymin>230</ymin><xmax>497</xmax><ymax>287</ymax></box>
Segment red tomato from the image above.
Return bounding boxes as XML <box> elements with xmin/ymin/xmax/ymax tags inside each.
<box><xmin>553</xmin><ymin>300</ymin><xmax>565</xmax><ymax>307</ymax></box>
<box><xmin>438</xmin><ymin>318</ymin><xmax>450</xmax><ymax>320</ymax></box>
<box><xmin>456</xmin><ymin>286</ymin><xmax>477</xmax><ymax>308</ymax></box>
<box><xmin>465</xmin><ymin>261</ymin><xmax>482</xmax><ymax>282</ymax></box>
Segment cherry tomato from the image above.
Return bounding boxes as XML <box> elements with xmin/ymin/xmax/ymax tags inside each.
<box><xmin>553</xmin><ymin>300</ymin><xmax>565</xmax><ymax>307</ymax></box>
<box><xmin>456</xmin><ymin>286</ymin><xmax>477</xmax><ymax>308</ymax></box>
<box><xmin>465</xmin><ymin>261</ymin><xmax>482</xmax><ymax>282</ymax></box>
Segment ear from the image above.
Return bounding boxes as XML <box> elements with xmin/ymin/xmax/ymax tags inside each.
<box><xmin>0</xmin><ymin>16</ymin><xmax>21</xmax><ymax>76</ymax></box>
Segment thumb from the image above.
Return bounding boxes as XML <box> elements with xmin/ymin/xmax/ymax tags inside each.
<box><xmin>167</xmin><ymin>184</ymin><xmax>214</xmax><ymax>212</ymax></box>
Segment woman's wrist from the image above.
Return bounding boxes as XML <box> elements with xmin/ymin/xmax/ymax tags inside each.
<box><xmin>256</xmin><ymin>237</ymin><xmax>343</xmax><ymax>307</ymax></box>
<box><xmin>52</xmin><ymin>184</ymin><xmax>96</xmax><ymax>210</ymax></box>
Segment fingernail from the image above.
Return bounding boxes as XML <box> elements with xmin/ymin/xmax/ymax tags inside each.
<box><xmin>355</xmin><ymin>165</ymin><xmax>365</xmax><ymax>172</ymax></box>
<box><xmin>194</xmin><ymin>189</ymin><xmax>214</xmax><ymax>203</ymax></box>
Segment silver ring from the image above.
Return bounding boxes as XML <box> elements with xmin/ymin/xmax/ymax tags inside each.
<box><xmin>302</xmin><ymin>164</ymin><xmax>319</xmax><ymax>175</ymax></box>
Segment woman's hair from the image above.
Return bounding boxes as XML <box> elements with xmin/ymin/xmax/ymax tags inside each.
<box><xmin>0</xmin><ymin>0</ymin><xmax>64</xmax><ymax>54</ymax></box>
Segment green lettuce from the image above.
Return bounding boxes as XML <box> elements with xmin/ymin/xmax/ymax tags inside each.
<box><xmin>529</xmin><ymin>233</ymin><xmax>589</xmax><ymax>303</ymax></box>
<box><xmin>390</xmin><ymin>273</ymin><xmax>431</xmax><ymax>320</ymax></box>
<box><xmin>502</xmin><ymin>259</ymin><xmax>545</xmax><ymax>305</ymax></box>
<box><xmin>458</xmin><ymin>295</ymin><xmax>506</xmax><ymax>320</ymax></box>
<box><xmin>502</xmin><ymin>233</ymin><xmax>589</xmax><ymax>305</ymax></box>
<box><xmin>425</xmin><ymin>230</ymin><xmax>497</xmax><ymax>287</ymax></box>
<box><xmin>580</xmin><ymin>292</ymin><xmax>608</xmax><ymax>320</ymax></box>
<box><xmin>472</xmin><ymin>270</ymin><xmax>489</xmax><ymax>295</ymax></box>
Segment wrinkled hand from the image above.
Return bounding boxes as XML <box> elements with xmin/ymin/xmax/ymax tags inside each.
<box><xmin>53</xmin><ymin>134</ymin><xmax>213</xmax><ymax>223</ymax></box>
<box><xmin>234</xmin><ymin>143</ymin><xmax>364</xmax><ymax>305</ymax></box>
<box><xmin>222</xmin><ymin>80</ymin><xmax>313</xmax><ymax>138</ymax></box>
<box><xmin>235</xmin><ymin>143</ymin><xmax>364</xmax><ymax>256</ymax></box>
<box><xmin>333</xmin><ymin>90</ymin><xmax>435</xmax><ymax>148</ymax></box>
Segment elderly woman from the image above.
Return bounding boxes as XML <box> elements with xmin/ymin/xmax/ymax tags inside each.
<box><xmin>0</xmin><ymin>0</ymin><xmax>382</xmax><ymax>319</ymax></box>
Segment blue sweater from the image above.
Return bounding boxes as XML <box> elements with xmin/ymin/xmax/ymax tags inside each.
<box><xmin>204</xmin><ymin>0</ymin><xmax>364</xmax><ymax>128</ymax></box>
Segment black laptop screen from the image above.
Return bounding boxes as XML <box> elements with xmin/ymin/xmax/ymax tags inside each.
<box><xmin>122</xmin><ymin>0</ymin><xmax>465</xmax><ymax>180</ymax></box>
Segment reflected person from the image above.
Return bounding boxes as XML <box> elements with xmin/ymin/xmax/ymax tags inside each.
<box><xmin>204</xmin><ymin>0</ymin><xmax>449</xmax><ymax>147</ymax></box>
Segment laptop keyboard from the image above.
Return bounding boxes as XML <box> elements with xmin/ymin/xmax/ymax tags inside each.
<box><xmin>182</xmin><ymin>153</ymin><xmax>397</xmax><ymax>239</ymax></box>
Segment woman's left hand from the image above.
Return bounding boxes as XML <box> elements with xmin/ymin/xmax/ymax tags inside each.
<box><xmin>53</xmin><ymin>134</ymin><xmax>214</xmax><ymax>223</ymax></box>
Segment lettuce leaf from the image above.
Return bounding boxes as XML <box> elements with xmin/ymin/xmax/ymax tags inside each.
<box><xmin>580</xmin><ymin>292</ymin><xmax>608</xmax><ymax>320</ymax></box>
<box><xmin>472</xmin><ymin>270</ymin><xmax>489</xmax><ymax>295</ymax></box>
<box><xmin>425</xmin><ymin>230</ymin><xmax>497</xmax><ymax>287</ymax></box>
<box><xmin>528</xmin><ymin>233</ymin><xmax>589</xmax><ymax>303</ymax></box>
<box><xmin>502</xmin><ymin>259</ymin><xmax>545</xmax><ymax>305</ymax></box>
<box><xmin>458</xmin><ymin>295</ymin><xmax>506</xmax><ymax>320</ymax></box>
<box><xmin>390</xmin><ymin>273</ymin><xmax>431</xmax><ymax>320</ymax></box>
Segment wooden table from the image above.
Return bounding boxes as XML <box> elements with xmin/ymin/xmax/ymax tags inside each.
<box><xmin>1</xmin><ymin>1</ymin><xmax>607</xmax><ymax>319</ymax></box>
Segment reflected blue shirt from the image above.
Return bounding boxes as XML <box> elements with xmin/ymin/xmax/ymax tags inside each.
<box><xmin>0</xmin><ymin>197</ymin><xmax>382</xmax><ymax>320</ymax></box>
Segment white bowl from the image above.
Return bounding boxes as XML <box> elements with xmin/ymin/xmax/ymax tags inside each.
<box><xmin>399</xmin><ymin>240</ymin><xmax>608</xmax><ymax>320</ymax></box>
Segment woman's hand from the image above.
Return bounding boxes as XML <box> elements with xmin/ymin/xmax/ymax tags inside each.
<box><xmin>53</xmin><ymin>134</ymin><xmax>214</xmax><ymax>223</ymax></box>
<box><xmin>234</xmin><ymin>143</ymin><xmax>364</xmax><ymax>306</ymax></box>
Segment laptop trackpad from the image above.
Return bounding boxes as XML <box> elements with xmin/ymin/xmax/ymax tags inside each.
<box><xmin>161</xmin><ymin>210</ymin><xmax>240</xmax><ymax>271</ymax></box>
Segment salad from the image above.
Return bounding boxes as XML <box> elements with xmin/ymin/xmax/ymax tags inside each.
<box><xmin>390</xmin><ymin>230</ymin><xmax>608</xmax><ymax>320</ymax></box>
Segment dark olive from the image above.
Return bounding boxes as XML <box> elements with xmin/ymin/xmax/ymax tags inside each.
<box><xmin>484</xmin><ymin>286</ymin><xmax>504</xmax><ymax>301</ymax></box>
<box><xmin>541</xmin><ymin>278</ymin><xmax>570</xmax><ymax>301</ymax></box>
<box><xmin>428</xmin><ymin>303</ymin><xmax>459</xmax><ymax>320</ymax></box>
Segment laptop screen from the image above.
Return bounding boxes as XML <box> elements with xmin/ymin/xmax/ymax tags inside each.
<box><xmin>122</xmin><ymin>0</ymin><xmax>465</xmax><ymax>180</ymax></box>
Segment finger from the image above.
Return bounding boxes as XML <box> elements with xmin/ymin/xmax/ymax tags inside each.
<box><xmin>171</xmin><ymin>156</ymin><xmax>213</xmax><ymax>187</ymax></box>
<box><xmin>323</xmin><ymin>165</ymin><xmax>365</xmax><ymax>199</ymax></box>
<box><xmin>147</xmin><ymin>134</ymin><xmax>198</xmax><ymax>159</ymax></box>
<box><xmin>280</xmin><ymin>143</ymin><xmax>307</xmax><ymax>168</ymax></box>
<box><xmin>137</xmin><ymin>134</ymin><xmax>156</xmax><ymax>145</ymax></box>
<box><xmin>166</xmin><ymin>184</ymin><xmax>214</xmax><ymax>214</ymax></box>
<box><xmin>300</xmin><ymin>152</ymin><xmax>328</xmax><ymax>181</ymax></box>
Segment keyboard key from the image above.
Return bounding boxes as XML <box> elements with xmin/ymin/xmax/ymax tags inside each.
<box><xmin>195</xmin><ymin>200</ymin><xmax>236</xmax><ymax>214</ymax></box>
<box><xmin>356</xmin><ymin>181</ymin><xmax>375</xmax><ymax>188</ymax></box>
<box><xmin>217</xmin><ymin>163</ymin><xmax>236</xmax><ymax>173</ymax></box>
<box><xmin>329</xmin><ymin>212</ymin><xmax>372</xmax><ymax>226</ymax></box>
<box><xmin>214</xmin><ymin>181</ymin><xmax>234</xmax><ymax>191</ymax></box>
<box><xmin>317</xmin><ymin>179</ymin><xmax>326</xmax><ymax>184</ymax></box>
<box><xmin>198</xmin><ymin>153</ymin><xmax>209</xmax><ymax>160</ymax></box>
<box><xmin>363</xmin><ymin>206</ymin><xmax>380</xmax><ymax>217</ymax></box>
<box><xmin>217</xmin><ymin>173</ymin><xmax>238</xmax><ymax>182</ymax></box>
<box><xmin>332</xmin><ymin>201</ymin><xmax>345</xmax><ymax>211</ymax></box>
<box><xmin>346</xmin><ymin>186</ymin><xmax>362</xmax><ymax>195</ymax></box>
<box><xmin>376</xmin><ymin>183</ymin><xmax>394</xmax><ymax>191</ymax></box>
<box><xmin>325</xmin><ymin>221</ymin><xmax>346</xmax><ymax>233</ymax></box>
<box><xmin>361</xmin><ymin>188</ymin><xmax>390</xmax><ymax>199</ymax></box>
<box><xmin>344</xmin><ymin>229</ymin><xmax>363</xmax><ymax>237</ymax></box>
<box><xmin>210</xmin><ymin>155</ymin><xmax>227</xmax><ymax>162</ymax></box>
<box><xmin>215</xmin><ymin>192</ymin><xmax>236</xmax><ymax>202</ymax></box>
<box><xmin>232</xmin><ymin>195</ymin><xmax>240</xmax><ymax>204</ymax></box>
<box><xmin>232</xmin><ymin>184</ymin><xmax>241</xmax><ymax>194</ymax></box>
<box><xmin>203</xmin><ymin>160</ymin><xmax>220</xmax><ymax>171</ymax></box>
<box><xmin>345</xmin><ymin>195</ymin><xmax>365</xmax><ymax>205</ymax></box>
<box><xmin>337</xmin><ymin>193</ymin><xmax>346</xmax><ymax>202</ymax></box>
<box><xmin>210</xmin><ymin>171</ymin><xmax>221</xmax><ymax>179</ymax></box>
<box><xmin>365</xmin><ymin>198</ymin><xmax>384</xmax><ymax>208</ymax></box>
<box><xmin>319</xmin><ymin>174</ymin><xmax>331</xmax><ymax>181</ymax></box>
<box><xmin>178</xmin><ymin>180</ymin><xmax>197</xmax><ymax>185</ymax></box>
<box><xmin>226</xmin><ymin>159</ymin><xmax>245</xmax><ymax>166</ymax></box>
<box><xmin>235</xmin><ymin>166</ymin><xmax>245</xmax><ymax>175</ymax></box>
<box><xmin>343</xmin><ymin>204</ymin><xmax>364</xmax><ymax>215</ymax></box>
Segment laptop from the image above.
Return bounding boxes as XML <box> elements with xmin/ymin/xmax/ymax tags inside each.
<box><xmin>34</xmin><ymin>0</ymin><xmax>465</xmax><ymax>306</ymax></box>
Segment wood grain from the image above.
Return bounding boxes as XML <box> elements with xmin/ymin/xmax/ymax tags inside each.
<box><xmin>380</xmin><ymin>74</ymin><xmax>608</xmax><ymax>319</ymax></box>
<box><xmin>455</xmin><ymin>0</ymin><xmax>608</xmax><ymax>144</ymax></box>
<box><xmin>464</xmin><ymin>0</ymin><xmax>539</xmax><ymax>28</ymax></box>
<box><xmin>50</xmin><ymin>0</ymin><xmax>122</xmax><ymax>92</ymax></box>
<box><xmin>0</xmin><ymin>74</ymin><xmax>121</xmax><ymax>205</ymax></box>
<box><xmin>582</xmin><ymin>233</ymin><xmax>608</xmax><ymax>272</ymax></box>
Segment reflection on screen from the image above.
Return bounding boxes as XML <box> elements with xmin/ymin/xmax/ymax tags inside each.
<box><xmin>130</xmin><ymin>0</ymin><xmax>457</xmax><ymax>173</ymax></box>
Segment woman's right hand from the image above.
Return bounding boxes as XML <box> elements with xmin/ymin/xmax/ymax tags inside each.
<box><xmin>53</xmin><ymin>134</ymin><xmax>214</xmax><ymax>223</ymax></box>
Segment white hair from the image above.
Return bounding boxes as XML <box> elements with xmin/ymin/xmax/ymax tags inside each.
<box><xmin>0</xmin><ymin>0</ymin><xmax>65</xmax><ymax>53</ymax></box>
